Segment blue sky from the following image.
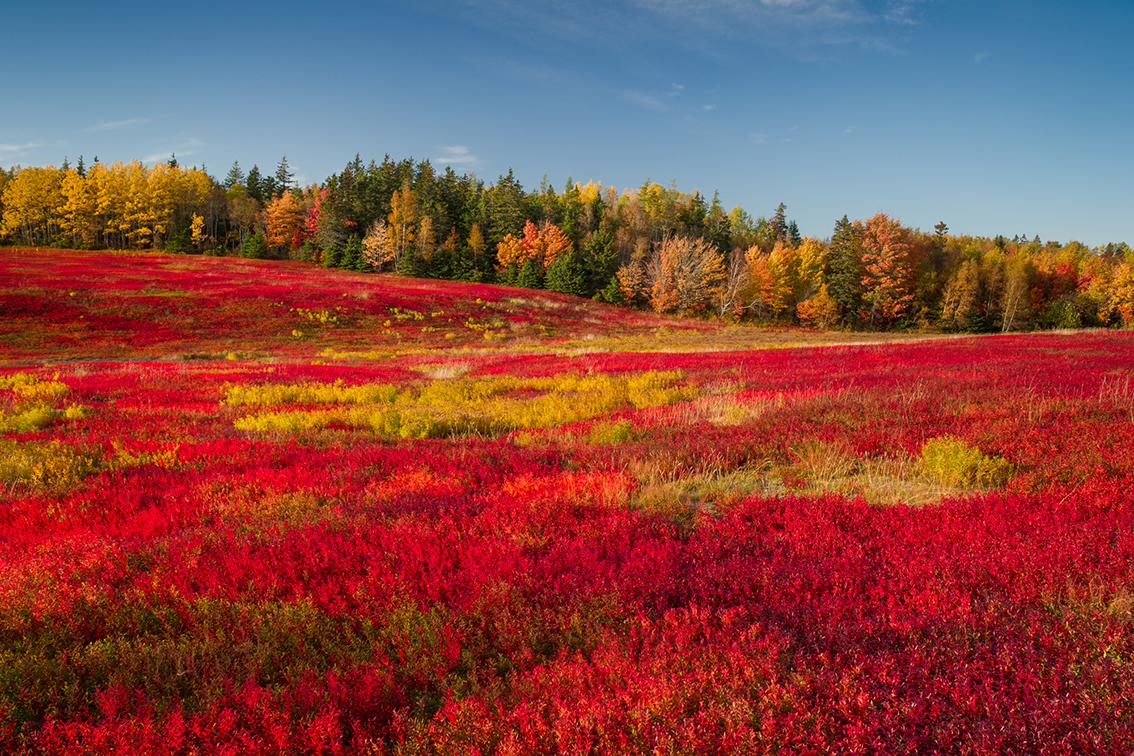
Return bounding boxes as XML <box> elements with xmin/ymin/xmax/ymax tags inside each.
<box><xmin>4</xmin><ymin>0</ymin><xmax>1131</xmax><ymax>246</ymax></box>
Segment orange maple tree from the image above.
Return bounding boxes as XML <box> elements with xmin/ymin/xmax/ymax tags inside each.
<box><xmin>496</xmin><ymin>220</ymin><xmax>572</xmax><ymax>271</ymax></box>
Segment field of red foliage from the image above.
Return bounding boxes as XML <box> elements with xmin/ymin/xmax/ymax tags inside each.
<box><xmin>3</xmin><ymin>249</ymin><xmax>1134</xmax><ymax>754</ymax></box>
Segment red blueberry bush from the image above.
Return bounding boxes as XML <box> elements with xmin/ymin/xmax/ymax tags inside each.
<box><xmin>3</xmin><ymin>249</ymin><xmax>1134</xmax><ymax>754</ymax></box>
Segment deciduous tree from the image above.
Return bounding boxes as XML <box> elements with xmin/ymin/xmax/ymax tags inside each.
<box><xmin>858</xmin><ymin>212</ymin><xmax>915</xmax><ymax>327</ymax></box>
<box><xmin>387</xmin><ymin>184</ymin><xmax>419</xmax><ymax>267</ymax></box>
<box><xmin>264</xmin><ymin>191</ymin><xmax>305</xmax><ymax>255</ymax></box>
<box><xmin>940</xmin><ymin>259</ymin><xmax>981</xmax><ymax>331</ymax></box>
<box><xmin>644</xmin><ymin>234</ymin><xmax>724</xmax><ymax>315</ymax></box>
<box><xmin>496</xmin><ymin>220</ymin><xmax>572</xmax><ymax>272</ymax></box>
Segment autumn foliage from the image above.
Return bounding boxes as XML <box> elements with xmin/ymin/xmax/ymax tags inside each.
<box><xmin>496</xmin><ymin>219</ymin><xmax>573</xmax><ymax>271</ymax></box>
<box><xmin>3</xmin><ymin>249</ymin><xmax>1134</xmax><ymax>753</ymax></box>
<box><xmin>2</xmin><ymin>154</ymin><xmax>1132</xmax><ymax>333</ymax></box>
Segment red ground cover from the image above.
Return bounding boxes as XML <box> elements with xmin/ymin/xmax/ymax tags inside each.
<box><xmin>3</xmin><ymin>249</ymin><xmax>1134</xmax><ymax>754</ymax></box>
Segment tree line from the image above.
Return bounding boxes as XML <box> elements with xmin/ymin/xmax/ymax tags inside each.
<box><xmin>2</xmin><ymin>153</ymin><xmax>1132</xmax><ymax>331</ymax></box>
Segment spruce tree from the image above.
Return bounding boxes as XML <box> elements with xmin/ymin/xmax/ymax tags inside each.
<box><xmin>396</xmin><ymin>249</ymin><xmax>428</xmax><ymax>278</ymax></box>
<box><xmin>240</xmin><ymin>231</ymin><xmax>268</xmax><ymax>259</ymax></box>
<box><xmin>246</xmin><ymin>165</ymin><xmax>264</xmax><ymax>203</ymax></box>
<box><xmin>224</xmin><ymin>160</ymin><xmax>245</xmax><ymax>190</ymax></box>
<box><xmin>545</xmin><ymin>251</ymin><xmax>587</xmax><ymax>297</ymax></box>
<box><xmin>274</xmin><ymin>155</ymin><xmax>295</xmax><ymax>195</ymax></box>
<box><xmin>322</xmin><ymin>243</ymin><xmax>342</xmax><ymax>268</ymax></box>
<box><xmin>582</xmin><ymin>221</ymin><xmax>617</xmax><ymax>296</ymax></box>
<box><xmin>826</xmin><ymin>215</ymin><xmax>863</xmax><ymax>326</ymax></box>
<box><xmin>342</xmin><ymin>237</ymin><xmax>367</xmax><ymax>272</ymax></box>
<box><xmin>516</xmin><ymin>258</ymin><xmax>544</xmax><ymax>290</ymax></box>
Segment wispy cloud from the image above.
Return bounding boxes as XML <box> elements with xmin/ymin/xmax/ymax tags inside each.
<box><xmin>0</xmin><ymin>142</ymin><xmax>40</xmax><ymax>157</ymax></box>
<box><xmin>436</xmin><ymin>145</ymin><xmax>481</xmax><ymax>167</ymax></box>
<box><xmin>142</xmin><ymin>138</ymin><xmax>204</xmax><ymax>165</ymax></box>
<box><xmin>624</xmin><ymin>90</ymin><xmax>670</xmax><ymax>111</ymax></box>
<box><xmin>974</xmin><ymin>51</ymin><xmax>990</xmax><ymax>64</ymax></box>
<box><xmin>87</xmin><ymin>118</ymin><xmax>151</xmax><ymax>132</ymax></box>
<box><xmin>633</xmin><ymin>0</ymin><xmax>868</xmax><ymax>31</ymax></box>
<box><xmin>443</xmin><ymin>0</ymin><xmax>931</xmax><ymax>63</ymax></box>
<box><xmin>446</xmin><ymin>0</ymin><xmax>875</xmax><ymax>55</ymax></box>
<box><xmin>882</xmin><ymin>1</ymin><xmax>922</xmax><ymax>25</ymax></box>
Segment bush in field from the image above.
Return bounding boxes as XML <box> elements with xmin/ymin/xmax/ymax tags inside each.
<box><xmin>0</xmin><ymin>439</ymin><xmax>100</xmax><ymax>491</ymax></box>
<box><xmin>919</xmin><ymin>435</ymin><xmax>1012</xmax><ymax>488</ymax></box>
<box><xmin>589</xmin><ymin>419</ymin><xmax>635</xmax><ymax>445</ymax></box>
<box><xmin>1</xmin><ymin>373</ymin><xmax>84</xmax><ymax>432</ymax></box>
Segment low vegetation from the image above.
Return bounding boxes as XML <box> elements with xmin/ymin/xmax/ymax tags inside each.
<box><xmin>3</xmin><ymin>250</ymin><xmax>1134</xmax><ymax>754</ymax></box>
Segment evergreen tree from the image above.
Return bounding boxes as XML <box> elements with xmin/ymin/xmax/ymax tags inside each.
<box><xmin>246</xmin><ymin>165</ymin><xmax>264</xmax><ymax>203</ymax></box>
<box><xmin>274</xmin><ymin>155</ymin><xmax>294</xmax><ymax>195</ymax></box>
<box><xmin>224</xmin><ymin>160</ymin><xmax>245</xmax><ymax>190</ymax></box>
<box><xmin>322</xmin><ymin>243</ymin><xmax>343</xmax><ymax>268</ymax></box>
<box><xmin>516</xmin><ymin>257</ymin><xmax>544</xmax><ymax>289</ymax></box>
<box><xmin>396</xmin><ymin>249</ymin><xmax>428</xmax><ymax>278</ymax></box>
<box><xmin>593</xmin><ymin>276</ymin><xmax>625</xmax><ymax>305</ymax></box>
<box><xmin>788</xmin><ymin>220</ymin><xmax>801</xmax><ymax>245</ymax></box>
<box><xmin>240</xmin><ymin>231</ymin><xmax>268</xmax><ymax>259</ymax></box>
<box><xmin>164</xmin><ymin>220</ymin><xmax>193</xmax><ymax>254</ymax></box>
<box><xmin>486</xmin><ymin>169</ymin><xmax>526</xmax><ymax>249</ymax></box>
<box><xmin>545</xmin><ymin>250</ymin><xmax>587</xmax><ymax>297</ymax></box>
<box><xmin>582</xmin><ymin>221</ymin><xmax>618</xmax><ymax>296</ymax></box>
<box><xmin>826</xmin><ymin>215</ymin><xmax>863</xmax><ymax>325</ymax></box>
<box><xmin>342</xmin><ymin>236</ymin><xmax>367</xmax><ymax>272</ymax></box>
<box><xmin>771</xmin><ymin>202</ymin><xmax>788</xmax><ymax>242</ymax></box>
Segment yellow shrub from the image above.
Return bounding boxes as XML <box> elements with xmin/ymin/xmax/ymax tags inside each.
<box><xmin>920</xmin><ymin>436</ymin><xmax>1012</xmax><ymax>488</ymax></box>
<box><xmin>13</xmin><ymin>380</ymin><xmax>69</xmax><ymax>403</ymax></box>
<box><xmin>0</xmin><ymin>439</ymin><xmax>100</xmax><ymax>491</ymax></box>
<box><xmin>0</xmin><ymin>373</ymin><xmax>38</xmax><ymax>390</ymax></box>
<box><xmin>0</xmin><ymin>405</ymin><xmax>58</xmax><ymax>433</ymax></box>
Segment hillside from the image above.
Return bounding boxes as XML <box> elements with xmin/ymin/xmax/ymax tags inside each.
<box><xmin>2</xmin><ymin>248</ymin><xmax>947</xmax><ymax>364</ymax></box>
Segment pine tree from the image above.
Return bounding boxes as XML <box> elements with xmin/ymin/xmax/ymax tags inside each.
<box><xmin>240</xmin><ymin>231</ymin><xmax>268</xmax><ymax>259</ymax></box>
<box><xmin>342</xmin><ymin>236</ymin><xmax>367</xmax><ymax>272</ymax></box>
<box><xmin>322</xmin><ymin>243</ymin><xmax>343</xmax><ymax>268</ymax></box>
<box><xmin>771</xmin><ymin>202</ymin><xmax>788</xmax><ymax>242</ymax></box>
<box><xmin>397</xmin><ymin>249</ymin><xmax>428</xmax><ymax>278</ymax></box>
<box><xmin>582</xmin><ymin>221</ymin><xmax>618</xmax><ymax>296</ymax></box>
<box><xmin>486</xmin><ymin>169</ymin><xmax>526</xmax><ymax>249</ymax></box>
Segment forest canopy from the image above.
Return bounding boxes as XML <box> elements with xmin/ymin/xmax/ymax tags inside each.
<box><xmin>2</xmin><ymin>154</ymin><xmax>1132</xmax><ymax>332</ymax></box>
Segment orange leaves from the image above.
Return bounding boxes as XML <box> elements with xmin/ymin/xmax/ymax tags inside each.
<box><xmin>856</xmin><ymin>212</ymin><xmax>915</xmax><ymax>326</ymax></box>
<box><xmin>496</xmin><ymin>220</ymin><xmax>573</xmax><ymax>271</ymax></box>
<box><xmin>264</xmin><ymin>191</ymin><xmax>305</xmax><ymax>252</ymax></box>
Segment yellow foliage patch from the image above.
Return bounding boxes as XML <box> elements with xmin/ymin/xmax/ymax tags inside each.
<box><xmin>230</xmin><ymin>371</ymin><xmax>696</xmax><ymax>439</ymax></box>
<box><xmin>0</xmin><ymin>439</ymin><xmax>99</xmax><ymax>492</ymax></box>
<box><xmin>0</xmin><ymin>372</ymin><xmax>85</xmax><ymax>433</ymax></box>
